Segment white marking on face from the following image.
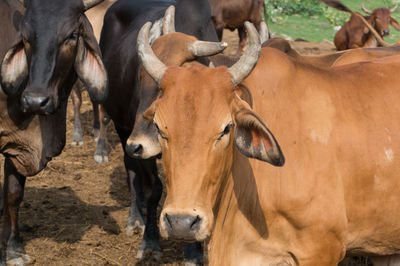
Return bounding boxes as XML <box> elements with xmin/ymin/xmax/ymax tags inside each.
<box><xmin>384</xmin><ymin>147</ymin><xmax>394</xmax><ymax>162</ymax></box>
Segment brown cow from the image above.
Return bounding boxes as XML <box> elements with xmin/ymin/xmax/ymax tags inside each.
<box><xmin>322</xmin><ymin>0</ymin><xmax>400</xmax><ymax>50</ymax></box>
<box><xmin>209</xmin><ymin>0</ymin><xmax>266</xmax><ymax>51</ymax></box>
<box><xmin>137</xmin><ymin>21</ymin><xmax>400</xmax><ymax>264</ymax></box>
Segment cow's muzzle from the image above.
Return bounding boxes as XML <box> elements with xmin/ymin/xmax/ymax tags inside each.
<box><xmin>21</xmin><ymin>92</ymin><xmax>55</xmax><ymax>115</ymax></box>
<box><xmin>160</xmin><ymin>208</ymin><xmax>211</xmax><ymax>241</ymax></box>
<box><xmin>162</xmin><ymin>213</ymin><xmax>202</xmax><ymax>241</ymax></box>
<box><xmin>383</xmin><ymin>29</ymin><xmax>390</xmax><ymax>36</ymax></box>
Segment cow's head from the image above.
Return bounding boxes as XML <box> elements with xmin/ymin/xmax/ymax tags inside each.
<box><xmin>0</xmin><ymin>0</ymin><xmax>107</xmax><ymax>115</ymax></box>
<box><xmin>126</xmin><ymin>6</ymin><xmax>227</xmax><ymax>159</ymax></box>
<box><xmin>362</xmin><ymin>3</ymin><xmax>400</xmax><ymax>37</ymax></box>
<box><xmin>137</xmin><ymin>21</ymin><xmax>284</xmax><ymax>241</ymax></box>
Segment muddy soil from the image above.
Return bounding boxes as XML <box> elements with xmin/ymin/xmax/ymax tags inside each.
<box><xmin>0</xmin><ymin>30</ymin><xmax>365</xmax><ymax>266</ymax></box>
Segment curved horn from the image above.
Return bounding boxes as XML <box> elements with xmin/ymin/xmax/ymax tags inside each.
<box><xmin>361</xmin><ymin>3</ymin><xmax>373</xmax><ymax>14</ymax></box>
<box><xmin>228</xmin><ymin>22</ymin><xmax>261</xmax><ymax>86</ymax></box>
<box><xmin>163</xmin><ymin>6</ymin><xmax>175</xmax><ymax>34</ymax></box>
<box><xmin>137</xmin><ymin>22</ymin><xmax>167</xmax><ymax>86</ymax></box>
<box><xmin>259</xmin><ymin>21</ymin><xmax>270</xmax><ymax>44</ymax></box>
<box><xmin>391</xmin><ymin>3</ymin><xmax>399</xmax><ymax>13</ymax></box>
<box><xmin>188</xmin><ymin>41</ymin><xmax>227</xmax><ymax>57</ymax></box>
<box><xmin>82</xmin><ymin>0</ymin><xmax>104</xmax><ymax>10</ymax></box>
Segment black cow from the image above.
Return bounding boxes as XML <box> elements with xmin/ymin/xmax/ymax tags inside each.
<box><xmin>100</xmin><ymin>0</ymin><xmax>222</xmax><ymax>262</ymax></box>
<box><xmin>0</xmin><ymin>0</ymin><xmax>107</xmax><ymax>264</ymax></box>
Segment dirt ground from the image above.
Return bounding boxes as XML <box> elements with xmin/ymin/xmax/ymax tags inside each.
<box><xmin>0</xmin><ymin>31</ymin><xmax>363</xmax><ymax>266</ymax></box>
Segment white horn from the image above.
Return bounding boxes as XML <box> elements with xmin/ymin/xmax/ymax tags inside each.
<box><xmin>163</xmin><ymin>6</ymin><xmax>175</xmax><ymax>34</ymax></box>
<box><xmin>391</xmin><ymin>3</ymin><xmax>399</xmax><ymax>13</ymax></box>
<box><xmin>259</xmin><ymin>21</ymin><xmax>270</xmax><ymax>43</ymax></box>
<box><xmin>361</xmin><ymin>3</ymin><xmax>373</xmax><ymax>14</ymax></box>
<box><xmin>137</xmin><ymin>22</ymin><xmax>167</xmax><ymax>86</ymax></box>
<box><xmin>228</xmin><ymin>22</ymin><xmax>261</xmax><ymax>86</ymax></box>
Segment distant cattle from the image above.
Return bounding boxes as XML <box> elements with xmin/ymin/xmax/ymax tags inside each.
<box><xmin>137</xmin><ymin>19</ymin><xmax>400</xmax><ymax>264</ymax></box>
<box><xmin>0</xmin><ymin>0</ymin><xmax>107</xmax><ymax>264</ymax></box>
<box><xmin>100</xmin><ymin>0</ymin><xmax>223</xmax><ymax>262</ymax></box>
<box><xmin>322</xmin><ymin>0</ymin><xmax>400</xmax><ymax>50</ymax></box>
<box><xmin>209</xmin><ymin>0</ymin><xmax>267</xmax><ymax>51</ymax></box>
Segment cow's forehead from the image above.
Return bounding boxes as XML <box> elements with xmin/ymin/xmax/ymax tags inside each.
<box><xmin>156</xmin><ymin>65</ymin><xmax>234</xmax><ymax>128</ymax></box>
<box><xmin>25</xmin><ymin>0</ymin><xmax>83</xmax><ymax>22</ymax></box>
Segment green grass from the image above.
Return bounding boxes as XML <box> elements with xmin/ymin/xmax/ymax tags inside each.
<box><xmin>268</xmin><ymin>0</ymin><xmax>400</xmax><ymax>43</ymax></box>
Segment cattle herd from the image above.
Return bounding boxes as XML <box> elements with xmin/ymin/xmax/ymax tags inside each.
<box><xmin>2</xmin><ymin>0</ymin><xmax>400</xmax><ymax>265</ymax></box>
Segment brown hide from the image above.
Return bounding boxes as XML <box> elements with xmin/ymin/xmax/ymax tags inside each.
<box><xmin>150</xmin><ymin>42</ymin><xmax>400</xmax><ymax>264</ymax></box>
<box><xmin>209</xmin><ymin>0</ymin><xmax>264</xmax><ymax>49</ymax></box>
<box><xmin>209</xmin><ymin>0</ymin><xmax>264</xmax><ymax>29</ymax></box>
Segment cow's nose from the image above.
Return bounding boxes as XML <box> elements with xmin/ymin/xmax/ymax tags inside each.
<box><xmin>125</xmin><ymin>143</ymin><xmax>143</xmax><ymax>158</ymax></box>
<box><xmin>383</xmin><ymin>29</ymin><xmax>390</xmax><ymax>36</ymax></box>
<box><xmin>163</xmin><ymin>213</ymin><xmax>202</xmax><ymax>240</ymax></box>
<box><xmin>21</xmin><ymin>93</ymin><xmax>54</xmax><ymax>114</ymax></box>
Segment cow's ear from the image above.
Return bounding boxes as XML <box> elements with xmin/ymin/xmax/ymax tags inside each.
<box><xmin>74</xmin><ymin>18</ymin><xmax>108</xmax><ymax>104</ymax></box>
<box><xmin>390</xmin><ymin>17</ymin><xmax>400</xmax><ymax>30</ymax></box>
<box><xmin>233</xmin><ymin>108</ymin><xmax>284</xmax><ymax>166</ymax></box>
<box><xmin>0</xmin><ymin>40</ymin><xmax>28</xmax><ymax>96</ymax></box>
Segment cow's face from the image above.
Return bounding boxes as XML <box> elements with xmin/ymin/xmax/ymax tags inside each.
<box><xmin>372</xmin><ymin>8</ymin><xmax>393</xmax><ymax>36</ymax></box>
<box><xmin>150</xmin><ymin>66</ymin><xmax>284</xmax><ymax>242</ymax></box>
<box><xmin>137</xmin><ymin>22</ymin><xmax>284</xmax><ymax>242</ymax></box>
<box><xmin>0</xmin><ymin>0</ymin><xmax>107</xmax><ymax>115</ymax></box>
<box><xmin>362</xmin><ymin>5</ymin><xmax>400</xmax><ymax>37</ymax></box>
<box><xmin>126</xmin><ymin>27</ymin><xmax>227</xmax><ymax>159</ymax></box>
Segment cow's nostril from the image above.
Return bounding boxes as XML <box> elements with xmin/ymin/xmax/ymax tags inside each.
<box><xmin>190</xmin><ymin>215</ymin><xmax>202</xmax><ymax>231</ymax></box>
<box><xmin>164</xmin><ymin>213</ymin><xmax>173</xmax><ymax>231</ymax></box>
<box><xmin>39</xmin><ymin>97</ymin><xmax>50</xmax><ymax>107</ymax></box>
<box><xmin>126</xmin><ymin>143</ymin><xmax>143</xmax><ymax>157</ymax></box>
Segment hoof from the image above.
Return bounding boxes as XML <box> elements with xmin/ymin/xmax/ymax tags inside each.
<box><xmin>71</xmin><ymin>140</ymin><xmax>84</xmax><ymax>146</ymax></box>
<box><xmin>94</xmin><ymin>154</ymin><xmax>108</xmax><ymax>164</ymax></box>
<box><xmin>136</xmin><ymin>249</ymin><xmax>161</xmax><ymax>261</ymax></box>
<box><xmin>7</xmin><ymin>254</ymin><xmax>33</xmax><ymax>266</ymax></box>
<box><xmin>135</xmin><ymin>239</ymin><xmax>161</xmax><ymax>261</ymax></box>
<box><xmin>126</xmin><ymin>220</ymin><xmax>145</xmax><ymax>237</ymax></box>
<box><xmin>72</xmin><ymin>128</ymin><xmax>84</xmax><ymax>146</ymax></box>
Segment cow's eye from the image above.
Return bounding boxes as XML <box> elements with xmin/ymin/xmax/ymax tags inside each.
<box><xmin>67</xmin><ymin>32</ymin><xmax>78</xmax><ymax>42</ymax></box>
<box><xmin>217</xmin><ymin>123</ymin><xmax>232</xmax><ymax>140</ymax></box>
<box><xmin>155</xmin><ymin>123</ymin><xmax>168</xmax><ymax>140</ymax></box>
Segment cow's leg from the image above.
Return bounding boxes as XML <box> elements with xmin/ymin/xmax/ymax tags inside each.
<box><xmin>92</xmin><ymin>103</ymin><xmax>100</xmax><ymax>141</ymax></box>
<box><xmin>93</xmin><ymin>105</ymin><xmax>110</xmax><ymax>163</ymax></box>
<box><xmin>0</xmin><ymin>159</ymin><xmax>31</xmax><ymax>265</ymax></box>
<box><xmin>184</xmin><ymin>242</ymin><xmax>204</xmax><ymax>266</ymax></box>
<box><xmin>125</xmin><ymin>155</ymin><xmax>146</xmax><ymax>236</ymax></box>
<box><xmin>136</xmin><ymin>159</ymin><xmax>162</xmax><ymax>260</ymax></box>
<box><xmin>71</xmin><ymin>84</ymin><xmax>84</xmax><ymax>146</ymax></box>
<box><xmin>238</xmin><ymin>26</ymin><xmax>248</xmax><ymax>53</ymax></box>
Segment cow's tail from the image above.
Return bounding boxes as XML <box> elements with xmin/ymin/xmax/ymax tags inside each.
<box><xmin>320</xmin><ymin>0</ymin><xmax>391</xmax><ymax>47</ymax></box>
<box><xmin>319</xmin><ymin>0</ymin><xmax>353</xmax><ymax>14</ymax></box>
